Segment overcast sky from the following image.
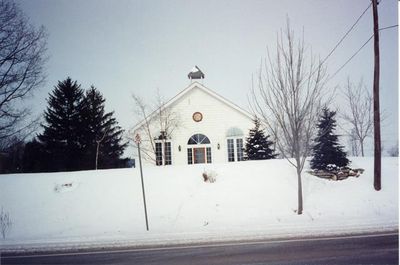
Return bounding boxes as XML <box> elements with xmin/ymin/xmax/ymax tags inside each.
<box><xmin>17</xmin><ymin>0</ymin><xmax>398</xmax><ymax>156</ymax></box>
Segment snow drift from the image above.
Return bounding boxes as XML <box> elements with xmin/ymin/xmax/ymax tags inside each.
<box><xmin>0</xmin><ymin>157</ymin><xmax>398</xmax><ymax>250</ymax></box>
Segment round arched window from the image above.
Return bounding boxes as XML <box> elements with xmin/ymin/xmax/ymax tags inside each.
<box><xmin>226</xmin><ymin>127</ymin><xmax>244</xmax><ymax>137</ymax></box>
<box><xmin>187</xmin><ymin>134</ymin><xmax>210</xmax><ymax>145</ymax></box>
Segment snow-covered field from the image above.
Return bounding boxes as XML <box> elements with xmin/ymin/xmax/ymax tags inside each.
<box><xmin>0</xmin><ymin>157</ymin><xmax>398</xmax><ymax>251</ymax></box>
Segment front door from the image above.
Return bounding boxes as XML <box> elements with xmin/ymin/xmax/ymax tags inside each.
<box><xmin>193</xmin><ymin>147</ymin><xmax>206</xmax><ymax>164</ymax></box>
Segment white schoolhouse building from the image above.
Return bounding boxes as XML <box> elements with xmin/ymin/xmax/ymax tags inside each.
<box><xmin>133</xmin><ymin>67</ymin><xmax>254</xmax><ymax>166</ymax></box>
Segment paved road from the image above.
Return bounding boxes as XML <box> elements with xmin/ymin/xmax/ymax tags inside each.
<box><xmin>1</xmin><ymin>233</ymin><xmax>398</xmax><ymax>265</ymax></box>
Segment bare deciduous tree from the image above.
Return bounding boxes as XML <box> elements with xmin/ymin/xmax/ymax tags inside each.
<box><xmin>251</xmin><ymin>21</ymin><xmax>328</xmax><ymax>215</ymax></box>
<box><xmin>342</xmin><ymin>78</ymin><xmax>372</xmax><ymax>157</ymax></box>
<box><xmin>348</xmin><ymin>128</ymin><xmax>360</xmax><ymax>156</ymax></box>
<box><xmin>0</xmin><ymin>0</ymin><xmax>47</xmax><ymax>148</ymax></box>
<box><xmin>131</xmin><ymin>95</ymin><xmax>154</xmax><ymax>162</ymax></box>
<box><xmin>131</xmin><ymin>90</ymin><xmax>180</xmax><ymax>165</ymax></box>
<box><xmin>95</xmin><ymin>126</ymin><xmax>109</xmax><ymax>170</ymax></box>
<box><xmin>387</xmin><ymin>143</ymin><xmax>398</xmax><ymax>157</ymax></box>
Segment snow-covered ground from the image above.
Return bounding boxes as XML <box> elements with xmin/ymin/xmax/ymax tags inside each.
<box><xmin>0</xmin><ymin>157</ymin><xmax>398</xmax><ymax>251</ymax></box>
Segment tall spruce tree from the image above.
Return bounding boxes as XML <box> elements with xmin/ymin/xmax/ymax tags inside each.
<box><xmin>38</xmin><ymin>78</ymin><xmax>85</xmax><ymax>171</ymax></box>
<box><xmin>310</xmin><ymin>108</ymin><xmax>349</xmax><ymax>170</ymax></box>
<box><xmin>81</xmin><ymin>86</ymin><xmax>128</xmax><ymax>169</ymax></box>
<box><xmin>245</xmin><ymin>117</ymin><xmax>277</xmax><ymax>160</ymax></box>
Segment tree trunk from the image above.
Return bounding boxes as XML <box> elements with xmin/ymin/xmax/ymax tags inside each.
<box><xmin>297</xmin><ymin>167</ymin><xmax>303</xmax><ymax>215</ymax></box>
<box><xmin>360</xmin><ymin>139</ymin><xmax>365</xmax><ymax>157</ymax></box>
<box><xmin>95</xmin><ymin>141</ymin><xmax>100</xmax><ymax>170</ymax></box>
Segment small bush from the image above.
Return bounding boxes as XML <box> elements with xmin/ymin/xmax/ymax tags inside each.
<box><xmin>202</xmin><ymin>169</ymin><xmax>217</xmax><ymax>183</ymax></box>
<box><xmin>0</xmin><ymin>207</ymin><xmax>12</xmax><ymax>239</ymax></box>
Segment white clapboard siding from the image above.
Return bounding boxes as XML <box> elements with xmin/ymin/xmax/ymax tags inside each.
<box><xmin>134</xmin><ymin>82</ymin><xmax>254</xmax><ymax>166</ymax></box>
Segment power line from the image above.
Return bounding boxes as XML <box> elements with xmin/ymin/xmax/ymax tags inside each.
<box><xmin>379</xmin><ymin>24</ymin><xmax>398</xmax><ymax>31</ymax></box>
<box><xmin>319</xmin><ymin>2</ymin><xmax>372</xmax><ymax>68</ymax></box>
<box><xmin>329</xmin><ymin>35</ymin><xmax>373</xmax><ymax>80</ymax></box>
<box><xmin>328</xmin><ymin>24</ymin><xmax>398</xmax><ymax>80</ymax></box>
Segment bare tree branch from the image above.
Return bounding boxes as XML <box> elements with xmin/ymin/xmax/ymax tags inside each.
<box><xmin>0</xmin><ymin>0</ymin><xmax>47</xmax><ymax>148</ymax></box>
<box><xmin>130</xmin><ymin>91</ymin><xmax>181</xmax><ymax>165</ymax></box>
<box><xmin>341</xmin><ymin>78</ymin><xmax>372</xmax><ymax>157</ymax></box>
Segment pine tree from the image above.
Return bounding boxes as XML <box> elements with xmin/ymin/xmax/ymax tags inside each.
<box><xmin>310</xmin><ymin>108</ymin><xmax>349</xmax><ymax>170</ymax></box>
<box><xmin>22</xmin><ymin>138</ymin><xmax>46</xmax><ymax>173</ymax></box>
<box><xmin>38</xmin><ymin>77</ymin><xmax>85</xmax><ymax>171</ymax></box>
<box><xmin>245</xmin><ymin>117</ymin><xmax>277</xmax><ymax>160</ymax></box>
<box><xmin>81</xmin><ymin>86</ymin><xmax>128</xmax><ymax>169</ymax></box>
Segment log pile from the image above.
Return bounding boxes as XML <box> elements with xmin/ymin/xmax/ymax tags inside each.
<box><xmin>307</xmin><ymin>168</ymin><xmax>364</xmax><ymax>181</ymax></box>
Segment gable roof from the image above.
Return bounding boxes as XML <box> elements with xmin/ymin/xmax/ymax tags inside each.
<box><xmin>132</xmin><ymin>81</ymin><xmax>254</xmax><ymax>131</ymax></box>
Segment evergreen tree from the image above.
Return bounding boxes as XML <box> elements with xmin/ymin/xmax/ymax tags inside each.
<box><xmin>81</xmin><ymin>86</ymin><xmax>128</xmax><ymax>169</ymax></box>
<box><xmin>310</xmin><ymin>108</ymin><xmax>349</xmax><ymax>170</ymax></box>
<box><xmin>38</xmin><ymin>78</ymin><xmax>85</xmax><ymax>171</ymax></box>
<box><xmin>22</xmin><ymin>138</ymin><xmax>46</xmax><ymax>173</ymax></box>
<box><xmin>245</xmin><ymin>117</ymin><xmax>277</xmax><ymax>160</ymax></box>
<box><xmin>0</xmin><ymin>137</ymin><xmax>24</xmax><ymax>174</ymax></box>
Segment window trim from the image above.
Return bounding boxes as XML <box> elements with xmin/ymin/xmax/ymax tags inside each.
<box><xmin>236</xmin><ymin>138</ymin><xmax>244</xmax><ymax>161</ymax></box>
<box><xmin>164</xmin><ymin>141</ymin><xmax>172</xmax><ymax>165</ymax></box>
<box><xmin>227</xmin><ymin>138</ymin><xmax>235</xmax><ymax>162</ymax></box>
<box><xmin>206</xmin><ymin>147</ymin><xmax>212</xmax><ymax>163</ymax></box>
<box><xmin>187</xmin><ymin>148</ymin><xmax>193</xmax><ymax>164</ymax></box>
<box><xmin>226</xmin><ymin>137</ymin><xmax>244</xmax><ymax>162</ymax></box>
<box><xmin>187</xmin><ymin>133</ymin><xmax>212</xmax><ymax>165</ymax></box>
<box><xmin>155</xmin><ymin>142</ymin><xmax>163</xmax><ymax>166</ymax></box>
<box><xmin>188</xmin><ymin>133</ymin><xmax>211</xmax><ymax>145</ymax></box>
<box><xmin>154</xmin><ymin>140</ymin><xmax>172</xmax><ymax>166</ymax></box>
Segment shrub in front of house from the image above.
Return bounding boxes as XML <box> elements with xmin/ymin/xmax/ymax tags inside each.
<box><xmin>202</xmin><ymin>169</ymin><xmax>217</xmax><ymax>183</ymax></box>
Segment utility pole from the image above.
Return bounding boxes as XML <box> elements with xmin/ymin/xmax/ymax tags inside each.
<box><xmin>372</xmin><ymin>0</ymin><xmax>381</xmax><ymax>191</ymax></box>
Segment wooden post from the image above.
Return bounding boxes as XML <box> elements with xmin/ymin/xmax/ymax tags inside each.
<box><xmin>372</xmin><ymin>0</ymin><xmax>381</xmax><ymax>191</ymax></box>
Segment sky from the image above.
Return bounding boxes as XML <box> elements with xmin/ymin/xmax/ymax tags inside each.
<box><xmin>16</xmin><ymin>0</ymin><xmax>398</xmax><ymax>157</ymax></box>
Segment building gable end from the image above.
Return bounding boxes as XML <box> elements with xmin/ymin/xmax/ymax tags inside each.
<box><xmin>132</xmin><ymin>82</ymin><xmax>253</xmax><ymax>132</ymax></box>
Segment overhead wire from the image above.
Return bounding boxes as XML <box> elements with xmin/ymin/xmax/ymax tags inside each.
<box><xmin>318</xmin><ymin>2</ymin><xmax>372</xmax><ymax>68</ymax></box>
<box><xmin>328</xmin><ymin>24</ymin><xmax>398</xmax><ymax>80</ymax></box>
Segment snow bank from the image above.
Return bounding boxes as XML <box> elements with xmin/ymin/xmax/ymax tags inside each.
<box><xmin>0</xmin><ymin>157</ymin><xmax>398</xmax><ymax>251</ymax></box>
